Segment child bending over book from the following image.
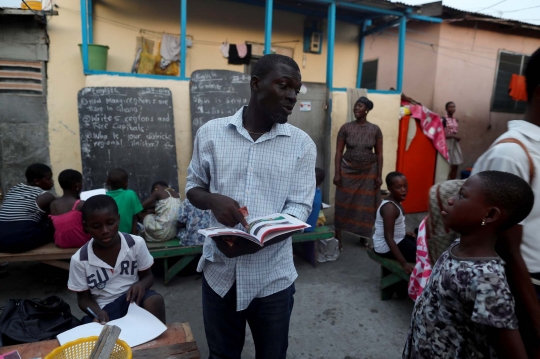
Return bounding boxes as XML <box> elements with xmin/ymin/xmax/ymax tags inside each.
<box><xmin>140</xmin><ymin>181</ymin><xmax>181</xmax><ymax>242</ymax></box>
<box><xmin>68</xmin><ymin>195</ymin><xmax>166</xmax><ymax>324</ymax></box>
<box><xmin>403</xmin><ymin>171</ymin><xmax>533</xmax><ymax>359</ymax></box>
<box><xmin>373</xmin><ymin>172</ymin><xmax>416</xmax><ymax>274</ymax></box>
<box><xmin>50</xmin><ymin>169</ymin><xmax>92</xmax><ymax>248</ymax></box>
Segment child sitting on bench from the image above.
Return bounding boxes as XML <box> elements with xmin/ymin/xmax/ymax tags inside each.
<box><xmin>373</xmin><ymin>172</ymin><xmax>416</xmax><ymax>274</ymax></box>
<box><xmin>403</xmin><ymin>171</ymin><xmax>532</xmax><ymax>358</ymax></box>
<box><xmin>140</xmin><ymin>181</ymin><xmax>181</xmax><ymax>242</ymax></box>
<box><xmin>0</xmin><ymin>163</ymin><xmax>55</xmax><ymax>253</ymax></box>
<box><xmin>305</xmin><ymin>168</ymin><xmax>325</xmax><ymax>233</ymax></box>
<box><xmin>68</xmin><ymin>195</ymin><xmax>166</xmax><ymax>324</ymax></box>
<box><xmin>50</xmin><ymin>169</ymin><xmax>92</xmax><ymax>248</ymax></box>
<box><xmin>106</xmin><ymin>168</ymin><xmax>143</xmax><ymax>235</ymax></box>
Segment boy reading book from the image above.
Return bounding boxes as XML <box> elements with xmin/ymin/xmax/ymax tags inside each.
<box><xmin>67</xmin><ymin>195</ymin><xmax>165</xmax><ymax>324</ymax></box>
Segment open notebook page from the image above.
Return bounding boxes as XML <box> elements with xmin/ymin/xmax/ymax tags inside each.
<box><xmin>57</xmin><ymin>303</ymin><xmax>167</xmax><ymax>347</ymax></box>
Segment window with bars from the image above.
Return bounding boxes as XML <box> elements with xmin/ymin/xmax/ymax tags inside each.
<box><xmin>491</xmin><ymin>51</ymin><xmax>530</xmax><ymax>114</ymax></box>
<box><xmin>0</xmin><ymin>60</ymin><xmax>44</xmax><ymax>95</ymax></box>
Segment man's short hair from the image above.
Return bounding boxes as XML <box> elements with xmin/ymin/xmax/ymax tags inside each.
<box><xmin>81</xmin><ymin>195</ymin><xmax>119</xmax><ymax>222</ymax></box>
<box><xmin>58</xmin><ymin>169</ymin><xmax>83</xmax><ymax>190</ymax></box>
<box><xmin>251</xmin><ymin>54</ymin><xmax>300</xmax><ymax>79</ymax></box>
<box><xmin>25</xmin><ymin>163</ymin><xmax>52</xmax><ymax>183</ymax></box>
<box><xmin>476</xmin><ymin>171</ymin><xmax>534</xmax><ymax>231</ymax></box>
<box><xmin>385</xmin><ymin>171</ymin><xmax>405</xmax><ymax>187</ymax></box>
<box><xmin>107</xmin><ymin>168</ymin><xmax>128</xmax><ymax>189</ymax></box>
<box><xmin>525</xmin><ymin>47</ymin><xmax>540</xmax><ymax>103</ymax></box>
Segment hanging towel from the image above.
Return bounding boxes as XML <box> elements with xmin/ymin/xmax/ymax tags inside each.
<box><xmin>237</xmin><ymin>43</ymin><xmax>248</xmax><ymax>58</ymax></box>
<box><xmin>228</xmin><ymin>44</ymin><xmax>252</xmax><ymax>65</ymax></box>
<box><xmin>160</xmin><ymin>34</ymin><xmax>181</xmax><ymax>69</ymax></box>
<box><xmin>509</xmin><ymin>74</ymin><xmax>528</xmax><ymax>102</ymax></box>
<box><xmin>220</xmin><ymin>42</ymin><xmax>230</xmax><ymax>58</ymax></box>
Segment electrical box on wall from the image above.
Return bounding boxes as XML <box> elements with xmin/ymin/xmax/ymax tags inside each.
<box><xmin>303</xmin><ymin>19</ymin><xmax>322</xmax><ymax>54</ymax></box>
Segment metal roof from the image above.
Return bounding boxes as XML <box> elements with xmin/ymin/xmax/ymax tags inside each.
<box><xmin>441</xmin><ymin>4</ymin><xmax>540</xmax><ymax>31</ymax></box>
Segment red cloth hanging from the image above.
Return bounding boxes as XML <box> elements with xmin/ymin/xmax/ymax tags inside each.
<box><xmin>509</xmin><ymin>74</ymin><xmax>528</xmax><ymax>102</ymax></box>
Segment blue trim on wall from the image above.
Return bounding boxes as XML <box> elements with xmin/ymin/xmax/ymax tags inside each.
<box><xmin>356</xmin><ymin>20</ymin><xmax>369</xmax><ymax>88</ymax></box>
<box><xmin>331</xmin><ymin>87</ymin><xmax>347</xmax><ymax>92</ymax></box>
<box><xmin>264</xmin><ymin>0</ymin><xmax>273</xmax><ymax>54</ymax></box>
<box><xmin>326</xmin><ymin>2</ymin><xmax>336</xmax><ymax>90</ymax></box>
<box><xmin>87</xmin><ymin>0</ymin><xmax>93</xmax><ymax>44</ymax></box>
<box><xmin>368</xmin><ymin>89</ymin><xmax>400</xmax><ymax>94</ymax></box>
<box><xmin>396</xmin><ymin>16</ymin><xmax>406</xmax><ymax>93</ymax></box>
<box><xmin>84</xmin><ymin>70</ymin><xmax>190</xmax><ymax>80</ymax></box>
<box><xmin>180</xmin><ymin>0</ymin><xmax>187</xmax><ymax>79</ymax></box>
<box><xmin>80</xmin><ymin>0</ymin><xmax>89</xmax><ymax>73</ymax></box>
<box><xmin>407</xmin><ymin>13</ymin><xmax>442</xmax><ymax>23</ymax></box>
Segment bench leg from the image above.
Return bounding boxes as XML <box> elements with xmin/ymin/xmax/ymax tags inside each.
<box><xmin>380</xmin><ymin>266</ymin><xmax>403</xmax><ymax>301</ymax></box>
<box><xmin>164</xmin><ymin>255</ymin><xmax>198</xmax><ymax>285</ymax></box>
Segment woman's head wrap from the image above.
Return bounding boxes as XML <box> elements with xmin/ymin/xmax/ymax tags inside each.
<box><xmin>356</xmin><ymin>96</ymin><xmax>374</xmax><ymax>110</ymax></box>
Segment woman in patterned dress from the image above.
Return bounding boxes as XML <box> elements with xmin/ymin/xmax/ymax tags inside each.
<box><xmin>334</xmin><ymin>97</ymin><xmax>383</xmax><ymax>249</ymax></box>
<box><xmin>444</xmin><ymin>101</ymin><xmax>464</xmax><ymax>180</ymax></box>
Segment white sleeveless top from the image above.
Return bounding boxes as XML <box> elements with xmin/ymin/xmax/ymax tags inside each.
<box><xmin>373</xmin><ymin>200</ymin><xmax>406</xmax><ymax>254</ymax></box>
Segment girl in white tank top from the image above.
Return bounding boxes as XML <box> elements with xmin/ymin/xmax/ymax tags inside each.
<box><xmin>372</xmin><ymin>172</ymin><xmax>417</xmax><ymax>274</ymax></box>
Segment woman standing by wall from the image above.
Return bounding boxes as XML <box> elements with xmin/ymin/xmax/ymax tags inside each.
<box><xmin>443</xmin><ymin>101</ymin><xmax>463</xmax><ymax>179</ymax></box>
<box><xmin>334</xmin><ymin>97</ymin><xmax>383</xmax><ymax>249</ymax></box>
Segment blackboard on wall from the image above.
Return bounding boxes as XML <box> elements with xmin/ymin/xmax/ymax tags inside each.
<box><xmin>190</xmin><ymin>70</ymin><xmax>251</xmax><ymax>140</ymax></box>
<box><xmin>78</xmin><ymin>87</ymin><xmax>178</xmax><ymax>200</ymax></box>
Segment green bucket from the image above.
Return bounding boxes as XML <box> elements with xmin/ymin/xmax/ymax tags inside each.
<box><xmin>78</xmin><ymin>44</ymin><xmax>109</xmax><ymax>71</ymax></box>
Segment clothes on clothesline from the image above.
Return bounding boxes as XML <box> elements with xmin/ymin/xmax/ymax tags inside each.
<box><xmin>228</xmin><ymin>44</ymin><xmax>252</xmax><ymax>65</ymax></box>
<box><xmin>402</xmin><ymin>102</ymin><xmax>449</xmax><ymax>161</ymax></box>
<box><xmin>160</xmin><ymin>34</ymin><xmax>181</xmax><ymax>69</ymax></box>
<box><xmin>220</xmin><ymin>42</ymin><xmax>230</xmax><ymax>58</ymax></box>
<box><xmin>509</xmin><ymin>74</ymin><xmax>528</xmax><ymax>102</ymax></box>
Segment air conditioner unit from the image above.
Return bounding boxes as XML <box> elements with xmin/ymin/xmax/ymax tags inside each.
<box><xmin>310</xmin><ymin>32</ymin><xmax>321</xmax><ymax>52</ymax></box>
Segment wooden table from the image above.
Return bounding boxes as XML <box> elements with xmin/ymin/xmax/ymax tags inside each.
<box><xmin>0</xmin><ymin>322</ymin><xmax>200</xmax><ymax>359</ymax></box>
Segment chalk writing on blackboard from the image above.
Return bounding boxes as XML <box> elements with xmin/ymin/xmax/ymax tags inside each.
<box><xmin>78</xmin><ymin>87</ymin><xmax>178</xmax><ymax>200</ymax></box>
<box><xmin>189</xmin><ymin>70</ymin><xmax>251</xmax><ymax>140</ymax></box>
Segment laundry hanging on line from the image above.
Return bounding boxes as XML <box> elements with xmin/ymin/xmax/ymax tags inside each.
<box><xmin>508</xmin><ymin>74</ymin><xmax>528</xmax><ymax>102</ymax></box>
<box><xmin>228</xmin><ymin>44</ymin><xmax>252</xmax><ymax>65</ymax></box>
<box><xmin>160</xmin><ymin>34</ymin><xmax>181</xmax><ymax>69</ymax></box>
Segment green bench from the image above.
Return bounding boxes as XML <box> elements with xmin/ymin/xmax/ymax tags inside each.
<box><xmin>148</xmin><ymin>225</ymin><xmax>335</xmax><ymax>284</ymax></box>
<box><xmin>366</xmin><ymin>247</ymin><xmax>411</xmax><ymax>300</ymax></box>
<box><xmin>0</xmin><ymin>226</ymin><xmax>334</xmax><ymax>285</ymax></box>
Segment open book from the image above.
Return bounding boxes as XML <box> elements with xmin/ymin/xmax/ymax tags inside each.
<box><xmin>198</xmin><ymin>213</ymin><xmax>310</xmax><ymax>248</ymax></box>
<box><xmin>57</xmin><ymin>303</ymin><xmax>166</xmax><ymax>348</ymax></box>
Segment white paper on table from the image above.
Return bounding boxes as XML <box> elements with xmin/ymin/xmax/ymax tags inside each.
<box><xmin>57</xmin><ymin>303</ymin><xmax>167</xmax><ymax>348</ymax></box>
<box><xmin>80</xmin><ymin>188</ymin><xmax>106</xmax><ymax>201</ymax></box>
<box><xmin>322</xmin><ymin>202</ymin><xmax>331</xmax><ymax>209</ymax></box>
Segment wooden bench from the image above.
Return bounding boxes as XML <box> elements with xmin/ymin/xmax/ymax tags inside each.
<box><xmin>0</xmin><ymin>226</ymin><xmax>334</xmax><ymax>284</ymax></box>
<box><xmin>366</xmin><ymin>247</ymin><xmax>411</xmax><ymax>300</ymax></box>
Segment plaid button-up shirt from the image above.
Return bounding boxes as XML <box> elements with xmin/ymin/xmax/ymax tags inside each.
<box><xmin>186</xmin><ymin>107</ymin><xmax>316</xmax><ymax>311</ymax></box>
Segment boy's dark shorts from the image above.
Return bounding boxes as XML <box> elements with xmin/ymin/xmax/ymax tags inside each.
<box><xmin>82</xmin><ymin>290</ymin><xmax>160</xmax><ymax>324</ymax></box>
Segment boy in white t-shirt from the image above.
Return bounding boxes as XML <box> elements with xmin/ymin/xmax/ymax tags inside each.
<box><xmin>68</xmin><ymin>195</ymin><xmax>166</xmax><ymax>324</ymax></box>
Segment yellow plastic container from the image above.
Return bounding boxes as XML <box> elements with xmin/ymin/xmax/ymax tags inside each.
<box><xmin>21</xmin><ymin>1</ymin><xmax>42</xmax><ymax>10</ymax></box>
<box><xmin>44</xmin><ymin>336</ymin><xmax>132</xmax><ymax>359</ymax></box>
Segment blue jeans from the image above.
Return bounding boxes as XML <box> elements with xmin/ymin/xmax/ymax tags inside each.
<box><xmin>202</xmin><ymin>276</ymin><xmax>295</xmax><ymax>359</ymax></box>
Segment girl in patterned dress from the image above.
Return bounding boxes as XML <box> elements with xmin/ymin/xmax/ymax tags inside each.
<box><xmin>444</xmin><ymin>101</ymin><xmax>463</xmax><ymax>180</ymax></box>
<box><xmin>404</xmin><ymin>171</ymin><xmax>533</xmax><ymax>359</ymax></box>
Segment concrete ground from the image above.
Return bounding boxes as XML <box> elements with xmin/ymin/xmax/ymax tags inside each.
<box><xmin>0</xmin><ymin>230</ymin><xmax>419</xmax><ymax>359</ymax></box>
